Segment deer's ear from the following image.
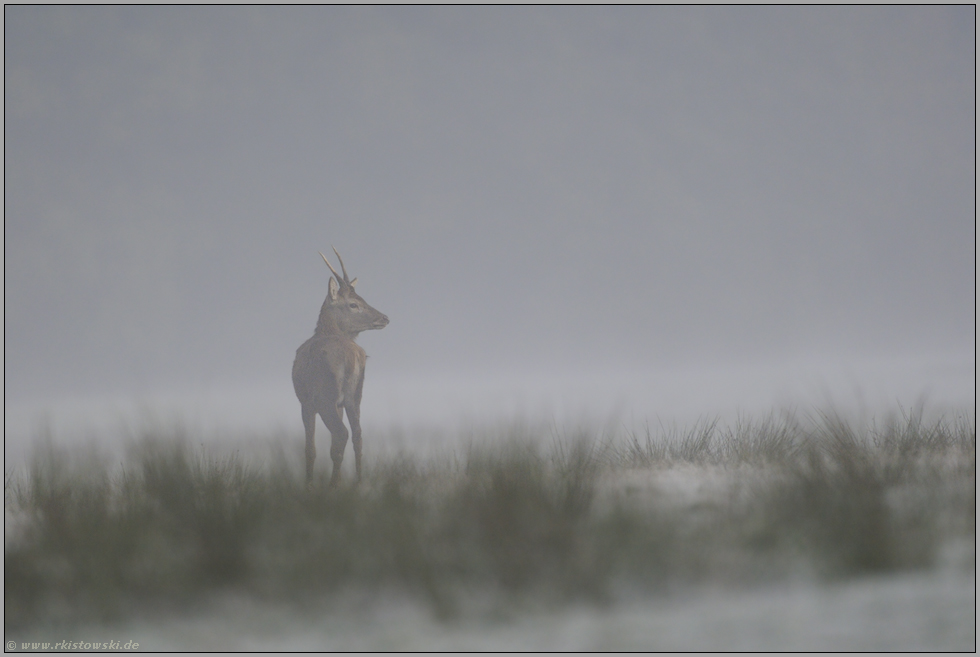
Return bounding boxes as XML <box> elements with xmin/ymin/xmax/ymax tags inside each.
<box><xmin>328</xmin><ymin>276</ymin><xmax>340</xmax><ymax>300</ymax></box>
<box><xmin>349</xmin><ymin>277</ymin><xmax>357</xmax><ymax>288</ymax></box>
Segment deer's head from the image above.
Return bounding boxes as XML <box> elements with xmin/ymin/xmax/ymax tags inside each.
<box><xmin>318</xmin><ymin>247</ymin><xmax>389</xmax><ymax>338</ymax></box>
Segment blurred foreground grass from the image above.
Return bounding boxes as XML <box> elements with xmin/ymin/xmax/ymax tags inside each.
<box><xmin>5</xmin><ymin>407</ymin><xmax>974</xmax><ymax>629</ymax></box>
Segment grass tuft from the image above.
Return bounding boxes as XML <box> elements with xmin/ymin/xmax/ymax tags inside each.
<box><xmin>5</xmin><ymin>406</ymin><xmax>974</xmax><ymax>628</ymax></box>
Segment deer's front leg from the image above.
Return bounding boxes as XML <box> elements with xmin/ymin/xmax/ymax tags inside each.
<box><xmin>346</xmin><ymin>404</ymin><xmax>363</xmax><ymax>483</ymax></box>
<box><xmin>348</xmin><ymin>373</ymin><xmax>366</xmax><ymax>483</ymax></box>
<box><xmin>321</xmin><ymin>404</ymin><xmax>349</xmax><ymax>487</ymax></box>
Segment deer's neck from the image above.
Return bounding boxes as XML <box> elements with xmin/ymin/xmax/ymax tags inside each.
<box><xmin>314</xmin><ymin>302</ymin><xmax>359</xmax><ymax>341</ymax></box>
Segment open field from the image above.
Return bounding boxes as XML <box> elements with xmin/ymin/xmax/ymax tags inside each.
<box><xmin>4</xmin><ymin>406</ymin><xmax>975</xmax><ymax>649</ymax></box>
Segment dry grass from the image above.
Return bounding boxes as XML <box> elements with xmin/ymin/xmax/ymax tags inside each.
<box><xmin>5</xmin><ymin>406</ymin><xmax>974</xmax><ymax>629</ymax></box>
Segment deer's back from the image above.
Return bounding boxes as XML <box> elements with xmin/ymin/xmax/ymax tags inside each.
<box><xmin>292</xmin><ymin>333</ymin><xmax>367</xmax><ymax>408</ymax></box>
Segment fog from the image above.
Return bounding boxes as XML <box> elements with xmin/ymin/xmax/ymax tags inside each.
<box><xmin>5</xmin><ymin>7</ymin><xmax>975</xmax><ymax>445</ymax></box>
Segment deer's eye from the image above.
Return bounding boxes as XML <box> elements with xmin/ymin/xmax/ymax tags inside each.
<box><xmin>349</xmin><ymin>303</ymin><xmax>358</xmax><ymax>309</ymax></box>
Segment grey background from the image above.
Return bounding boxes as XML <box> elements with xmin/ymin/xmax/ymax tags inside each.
<box><xmin>5</xmin><ymin>6</ymin><xmax>975</xmax><ymax>405</ymax></box>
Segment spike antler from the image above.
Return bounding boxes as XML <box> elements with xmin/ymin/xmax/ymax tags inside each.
<box><xmin>319</xmin><ymin>251</ymin><xmax>345</xmax><ymax>285</ymax></box>
<box><xmin>331</xmin><ymin>246</ymin><xmax>350</xmax><ymax>284</ymax></box>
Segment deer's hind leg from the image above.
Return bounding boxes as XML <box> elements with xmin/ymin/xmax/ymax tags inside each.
<box><xmin>319</xmin><ymin>404</ymin><xmax>349</xmax><ymax>487</ymax></box>
<box><xmin>301</xmin><ymin>403</ymin><xmax>317</xmax><ymax>485</ymax></box>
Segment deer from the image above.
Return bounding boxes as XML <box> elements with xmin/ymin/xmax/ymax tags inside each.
<box><xmin>292</xmin><ymin>247</ymin><xmax>389</xmax><ymax>486</ymax></box>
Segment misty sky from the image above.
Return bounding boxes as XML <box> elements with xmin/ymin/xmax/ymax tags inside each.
<box><xmin>5</xmin><ymin>6</ymin><xmax>976</xmax><ymax>402</ymax></box>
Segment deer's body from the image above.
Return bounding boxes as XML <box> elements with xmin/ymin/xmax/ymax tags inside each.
<box><xmin>293</xmin><ymin>249</ymin><xmax>388</xmax><ymax>485</ymax></box>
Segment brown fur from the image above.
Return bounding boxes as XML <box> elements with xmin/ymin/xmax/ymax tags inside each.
<box><xmin>292</xmin><ymin>250</ymin><xmax>388</xmax><ymax>485</ymax></box>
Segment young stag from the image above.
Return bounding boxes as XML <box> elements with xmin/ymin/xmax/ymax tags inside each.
<box><xmin>293</xmin><ymin>248</ymin><xmax>389</xmax><ymax>485</ymax></box>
